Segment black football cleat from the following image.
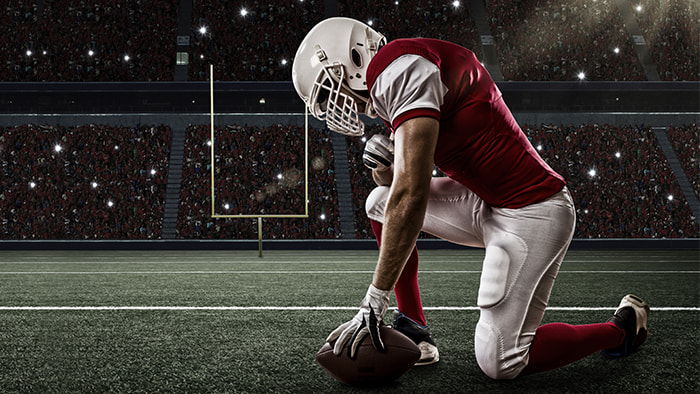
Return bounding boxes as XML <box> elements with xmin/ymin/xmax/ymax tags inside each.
<box><xmin>602</xmin><ymin>294</ymin><xmax>650</xmax><ymax>358</ymax></box>
<box><xmin>391</xmin><ymin>310</ymin><xmax>440</xmax><ymax>366</ymax></box>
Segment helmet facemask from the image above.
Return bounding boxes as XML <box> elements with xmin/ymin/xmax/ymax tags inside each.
<box><xmin>310</xmin><ymin>62</ymin><xmax>367</xmax><ymax>136</ymax></box>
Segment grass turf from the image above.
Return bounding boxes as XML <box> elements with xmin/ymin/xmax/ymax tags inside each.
<box><xmin>0</xmin><ymin>249</ymin><xmax>698</xmax><ymax>393</ymax></box>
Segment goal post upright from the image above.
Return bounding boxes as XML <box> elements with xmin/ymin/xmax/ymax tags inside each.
<box><xmin>208</xmin><ymin>64</ymin><xmax>310</xmax><ymax>255</ymax></box>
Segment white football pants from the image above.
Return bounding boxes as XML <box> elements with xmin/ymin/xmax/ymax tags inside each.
<box><xmin>366</xmin><ymin>177</ymin><xmax>576</xmax><ymax>379</ymax></box>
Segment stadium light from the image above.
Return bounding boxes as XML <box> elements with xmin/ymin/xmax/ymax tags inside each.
<box><xmin>88</xmin><ymin>50</ymin><xmax>95</xmax><ymax>57</ymax></box>
<box><xmin>199</xmin><ymin>26</ymin><xmax>207</xmax><ymax>35</ymax></box>
<box><xmin>635</xmin><ymin>5</ymin><xmax>642</xmax><ymax>12</ymax></box>
<box><xmin>42</xmin><ymin>50</ymin><xmax>47</xmax><ymax>55</ymax></box>
<box><xmin>114</xmin><ymin>145</ymin><xmax>119</xmax><ymax>150</ymax></box>
<box><xmin>240</xmin><ymin>8</ymin><xmax>248</xmax><ymax>17</ymax></box>
<box><xmin>613</xmin><ymin>47</ymin><xmax>620</xmax><ymax>54</ymax></box>
<box><xmin>277</xmin><ymin>173</ymin><xmax>283</xmax><ymax>180</ymax></box>
<box><xmin>29</xmin><ymin>182</ymin><xmax>36</xmax><ymax>189</ymax></box>
<box><xmin>536</xmin><ymin>144</ymin><xmax>543</xmax><ymax>151</ymax></box>
<box><xmin>224</xmin><ymin>203</ymin><xmax>230</xmax><ymax>210</ymax></box>
<box><xmin>124</xmin><ymin>54</ymin><xmax>130</xmax><ymax>62</ymax></box>
<box><xmin>107</xmin><ymin>200</ymin><xmax>114</xmax><ymax>207</ymax></box>
<box><xmin>319</xmin><ymin>213</ymin><xmax>326</xmax><ymax>220</ymax></box>
<box><xmin>588</xmin><ymin>169</ymin><xmax>596</xmax><ymax>177</ymax></box>
<box><xmin>367</xmin><ymin>19</ymin><xmax>373</xmax><ymax>26</ymax></box>
<box><xmin>26</xmin><ymin>50</ymin><xmax>32</xmax><ymax>57</ymax></box>
<box><xmin>577</xmin><ymin>71</ymin><xmax>586</xmax><ymax>80</ymax></box>
<box><xmin>667</xmin><ymin>195</ymin><xmax>674</xmax><ymax>201</ymax></box>
<box><xmin>432</xmin><ymin>169</ymin><xmax>438</xmax><ymax>176</ymax></box>
<box><xmin>615</xmin><ymin>151</ymin><xmax>622</xmax><ymax>158</ymax></box>
<box><xmin>54</xmin><ymin>144</ymin><xmax>62</xmax><ymax>153</ymax></box>
<box><xmin>91</xmin><ymin>181</ymin><xmax>98</xmax><ymax>189</ymax></box>
<box><xmin>452</xmin><ymin>1</ymin><xmax>460</xmax><ymax>8</ymax></box>
<box><xmin>281</xmin><ymin>58</ymin><xmax>288</xmax><ymax>66</ymax></box>
<box><xmin>150</xmin><ymin>169</ymin><xmax>157</xmax><ymax>175</ymax></box>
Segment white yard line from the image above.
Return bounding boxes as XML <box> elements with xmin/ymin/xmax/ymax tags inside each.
<box><xmin>0</xmin><ymin>306</ymin><xmax>697</xmax><ymax>311</ymax></box>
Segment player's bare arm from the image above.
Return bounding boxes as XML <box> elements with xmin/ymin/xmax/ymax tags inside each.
<box><xmin>373</xmin><ymin>117</ymin><xmax>439</xmax><ymax>291</ymax></box>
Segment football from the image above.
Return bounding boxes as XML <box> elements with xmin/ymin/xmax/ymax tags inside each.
<box><xmin>316</xmin><ymin>325</ymin><xmax>421</xmax><ymax>386</ymax></box>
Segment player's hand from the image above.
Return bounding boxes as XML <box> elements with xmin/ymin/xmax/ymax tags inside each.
<box><xmin>326</xmin><ymin>284</ymin><xmax>391</xmax><ymax>358</ymax></box>
<box><xmin>363</xmin><ymin>134</ymin><xmax>394</xmax><ymax>171</ymax></box>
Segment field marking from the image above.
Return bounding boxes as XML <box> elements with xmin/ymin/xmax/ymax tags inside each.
<box><xmin>0</xmin><ymin>306</ymin><xmax>697</xmax><ymax>311</ymax></box>
<box><xmin>0</xmin><ymin>259</ymin><xmax>697</xmax><ymax>265</ymax></box>
<box><xmin>0</xmin><ymin>270</ymin><xmax>697</xmax><ymax>275</ymax></box>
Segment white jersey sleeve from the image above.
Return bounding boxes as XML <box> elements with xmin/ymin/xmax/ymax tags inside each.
<box><xmin>369</xmin><ymin>54</ymin><xmax>448</xmax><ymax>127</ymax></box>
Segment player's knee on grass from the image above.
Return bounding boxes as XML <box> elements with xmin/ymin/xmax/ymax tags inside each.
<box><xmin>365</xmin><ymin>186</ymin><xmax>390</xmax><ymax>222</ymax></box>
<box><xmin>474</xmin><ymin>319</ymin><xmax>528</xmax><ymax>380</ymax></box>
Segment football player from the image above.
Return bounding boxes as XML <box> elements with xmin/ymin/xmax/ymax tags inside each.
<box><xmin>292</xmin><ymin>17</ymin><xmax>650</xmax><ymax>379</ymax></box>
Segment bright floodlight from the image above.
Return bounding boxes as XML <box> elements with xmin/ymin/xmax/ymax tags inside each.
<box><xmin>452</xmin><ymin>0</ymin><xmax>460</xmax><ymax>8</ymax></box>
<box><xmin>224</xmin><ymin>203</ymin><xmax>230</xmax><ymax>210</ymax></box>
<box><xmin>367</xmin><ymin>19</ymin><xmax>373</xmax><ymax>26</ymax></box>
<box><xmin>536</xmin><ymin>144</ymin><xmax>543</xmax><ymax>151</ymax></box>
<box><xmin>107</xmin><ymin>200</ymin><xmax>114</xmax><ymax>207</ymax></box>
<box><xmin>26</xmin><ymin>50</ymin><xmax>32</xmax><ymax>56</ymax></box>
<box><xmin>613</xmin><ymin>47</ymin><xmax>620</xmax><ymax>54</ymax></box>
<box><xmin>319</xmin><ymin>214</ymin><xmax>327</xmax><ymax>220</ymax></box>
<box><xmin>150</xmin><ymin>169</ymin><xmax>157</xmax><ymax>175</ymax></box>
<box><xmin>281</xmin><ymin>58</ymin><xmax>288</xmax><ymax>65</ymax></box>
<box><xmin>277</xmin><ymin>173</ymin><xmax>283</xmax><ymax>180</ymax></box>
<box><xmin>124</xmin><ymin>54</ymin><xmax>130</xmax><ymax>61</ymax></box>
<box><xmin>432</xmin><ymin>169</ymin><xmax>438</xmax><ymax>176</ymax></box>
<box><xmin>88</xmin><ymin>50</ymin><xmax>95</xmax><ymax>57</ymax></box>
<box><xmin>199</xmin><ymin>26</ymin><xmax>207</xmax><ymax>34</ymax></box>
<box><xmin>42</xmin><ymin>50</ymin><xmax>47</xmax><ymax>55</ymax></box>
<box><xmin>206</xmin><ymin>140</ymin><xmax>212</xmax><ymax>146</ymax></box>
<box><xmin>635</xmin><ymin>5</ymin><xmax>642</xmax><ymax>12</ymax></box>
<box><xmin>240</xmin><ymin>8</ymin><xmax>248</xmax><ymax>16</ymax></box>
<box><xmin>577</xmin><ymin>71</ymin><xmax>586</xmax><ymax>80</ymax></box>
<box><xmin>588</xmin><ymin>169</ymin><xmax>596</xmax><ymax>177</ymax></box>
<box><xmin>91</xmin><ymin>181</ymin><xmax>98</xmax><ymax>188</ymax></box>
<box><xmin>114</xmin><ymin>145</ymin><xmax>119</xmax><ymax>150</ymax></box>
<box><xmin>615</xmin><ymin>152</ymin><xmax>621</xmax><ymax>158</ymax></box>
<box><xmin>667</xmin><ymin>195</ymin><xmax>674</xmax><ymax>201</ymax></box>
<box><xmin>29</xmin><ymin>181</ymin><xmax>36</xmax><ymax>189</ymax></box>
<box><xmin>54</xmin><ymin>144</ymin><xmax>62</xmax><ymax>153</ymax></box>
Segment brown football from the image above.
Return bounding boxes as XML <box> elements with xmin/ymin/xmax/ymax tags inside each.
<box><xmin>316</xmin><ymin>325</ymin><xmax>420</xmax><ymax>386</ymax></box>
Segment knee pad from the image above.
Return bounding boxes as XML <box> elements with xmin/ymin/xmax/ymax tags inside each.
<box><xmin>365</xmin><ymin>186</ymin><xmax>390</xmax><ymax>222</ymax></box>
<box><xmin>474</xmin><ymin>319</ymin><xmax>527</xmax><ymax>380</ymax></box>
<box><xmin>477</xmin><ymin>245</ymin><xmax>510</xmax><ymax>308</ymax></box>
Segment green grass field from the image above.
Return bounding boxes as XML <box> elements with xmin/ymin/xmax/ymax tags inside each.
<box><xmin>0</xmin><ymin>249</ymin><xmax>698</xmax><ymax>393</ymax></box>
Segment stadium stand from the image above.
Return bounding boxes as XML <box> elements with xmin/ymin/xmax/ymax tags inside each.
<box><xmin>346</xmin><ymin>123</ymin><xmax>699</xmax><ymax>239</ymax></box>
<box><xmin>486</xmin><ymin>0</ymin><xmax>647</xmax><ymax>81</ymax></box>
<box><xmin>1</xmin><ymin>0</ymin><xmax>177</xmax><ymax>81</ymax></box>
<box><xmin>338</xmin><ymin>0</ymin><xmax>481</xmax><ymax>52</ymax></box>
<box><xmin>0</xmin><ymin>124</ymin><xmax>171</xmax><ymax>238</ymax></box>
<box><xmin>668</xmin><ymin>124</ymin><xmax>700</xmax><ymax>198</ymax></box>
<box><xmin>177</xmin><ymin>123</ymin><xmax>341</xmax><ymax>239</ymax></box>
<box><xmin>188</xmin><ymin>0</ymin><xmax>325</xmax><ymax>81</ymax></box>
<box><xmin>635</xmin><ymin>0</ymin><xmax>700</xmax><ymax>81</ymax></box>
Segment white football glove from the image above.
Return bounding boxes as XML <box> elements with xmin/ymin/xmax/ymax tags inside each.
<box><xmin>362</xmin><ymin>134</ymin><xmax>394</xmax><ymax>171</ymax></box>
<box><xmin>326</xmin><ymin>284</ymin><xmax>391</xmax><ymax>358</ymax></box>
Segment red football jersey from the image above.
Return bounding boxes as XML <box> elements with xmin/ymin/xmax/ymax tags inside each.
<box><xmin>366</xmin><ymin>38</ymin><xmax>565</xmax><ymax>208</ymax></box>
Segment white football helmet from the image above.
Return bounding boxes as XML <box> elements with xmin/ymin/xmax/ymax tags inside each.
<box><xmin>292</xmin><ymin>17</ymin><xmax>386</xmax><ymax>136</ymax></box>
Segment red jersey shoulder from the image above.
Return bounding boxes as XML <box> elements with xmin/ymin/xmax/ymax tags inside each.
<box><xmin>367</xmin><ymin>39</ymin><xmax>441</xmax><ymax>89</ymax></box>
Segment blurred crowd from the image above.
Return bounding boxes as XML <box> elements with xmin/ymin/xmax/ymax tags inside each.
<box><xmin>1</xmin><ymin>122</ymin><xmax>697</xmax><ymax>240</ymax></box>
<box><xmin>1</xmin><ymin>0</ymin><xmax>177</xmax><ymax>81</ymax></box>
<box><xmin>522</xmin><ymin>123</ymin><xmax>698</xmax><ymax>238</ymax></box>
<box><xmin>339</xmin><ymin>0</ymin><xmax>481</xmax><ymax>53</ymax></box>
<box><xmin>2</xmin><ymin>0</ymin><xmax>697</xmax><ymax>81</ymax></box>
<box><xmin>668</xmin><ymin>124</ymin><xmax>700</xmax><ymax>198</ymax></box>
<box><xmin>635</xmin><ymin>0</ymin><xmax>699</xmax><ymax>81</ymax></box>
<box><xmin>487</xmin><ymin>0</ymin><xmax>646</xmax><ymax>81</ymax></box>
<box><xmin>177</xmin><ymin>123</ymin><xmax>340</xmax><ymax>239</ymax></box>
<box><xmin>0</xmin><ymin>124</ymin><xmax>171</xmax><ymax>239</ymax></box>
<box><xmin>347</xmin><ymin>123</ymin><xmax>699</xmax><ymax>239</ymax></box>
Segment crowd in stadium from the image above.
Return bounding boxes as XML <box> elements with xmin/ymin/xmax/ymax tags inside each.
<box><xmin>347</xmin><ymin>123</ymin><xmax>699</xmax><ymax>239</ymax></box>
<box><xmin>487</xmin><ymin>0</ymin><xmax>646</xmax><ymax>81</ymax></box>
<box><xmin>0</xmin><ymin>124</ymin><xmax>171</xmax><ymax>239</ymax></box>
<box><xmin>669</xmin><ymin>124</ymin><xmax>700</xmax><ymax>199</ymax></box>
<box><xmin>0</xmin><ymin>122</ymin><xmax>697</xmax><ymax>240</ymax></box>
<box><xmin>2</xmin><ymin>0</ymin><xmax>697</xmax><ymax>81</ymax></box>
<box><xmin>177</xmin><ymin>123</ymin><xmax>340</xmax><ymax>239</ymax></box>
